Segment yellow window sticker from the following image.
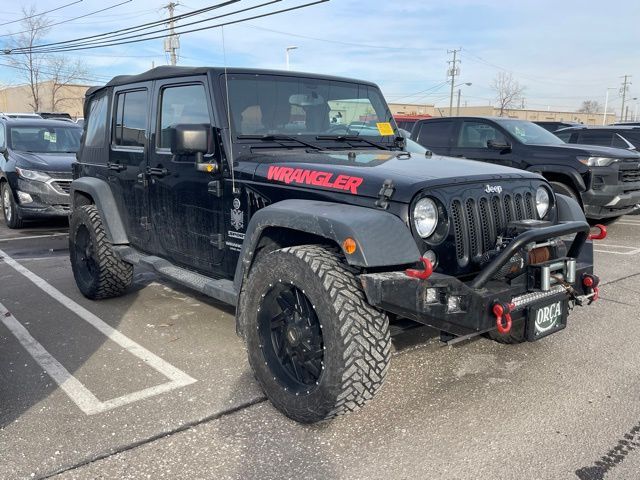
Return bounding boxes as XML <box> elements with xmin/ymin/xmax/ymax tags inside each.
<box><xmin>376</xmin><ymin>122</ymin><xmax>395</xmax><ymax>136</ymax></box>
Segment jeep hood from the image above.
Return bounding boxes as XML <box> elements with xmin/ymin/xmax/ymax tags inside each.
<box><xmin>249</xmin><ymin>149</ymin><xmax>542</xmax><ymax>203</ymax></box>
<box><xmin>10</xmin><ymin>150</ymin><xmax>76</xmax><ymax>173</ymax></box>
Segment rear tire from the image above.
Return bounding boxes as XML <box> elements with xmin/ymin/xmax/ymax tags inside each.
<box><xmin>239</xmin><ymin>245</ymin><xmax>391</xmax><ymax>423</ymax></box>
<box><xmin>69</xmin><ymin>205</ymin><xmax>133</xmax><ymax>299</ymax></box>
<box><xmin>1</xmin><ymin>182</ymin><xmax>24</xmax><ymax>229</ymax></box>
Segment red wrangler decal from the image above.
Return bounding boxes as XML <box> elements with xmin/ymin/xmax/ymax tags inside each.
<box><xmin>267</xmin><ymin>166</ymin><xmax>363</xmax><ymax>194</ymax></box>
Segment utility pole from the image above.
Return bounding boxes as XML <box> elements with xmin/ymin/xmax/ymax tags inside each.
<box><xmin>456</xmin><ymin>88</ymin><xmax>462</xmax><ymax>116</ymax></box>
<box><xmin>447</xmin><ymin>48</ymin><xmax>461</xmax><ymax>117</ymax></box>
<box><xmin>619</xmin><ymin>75</ymin><xmax>631</xmax><ymax>122</ymax></box>
<box><xmin>163</xmin><ymin>2</ymin><xmax>180</xmax><ymax>66</ymax></box>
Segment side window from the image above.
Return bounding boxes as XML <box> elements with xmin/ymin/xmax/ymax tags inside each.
<box><xmin>457</xmin><ymin>121</ymin><xmax>506</xmax><ymax>148</ymax></box>
<box><xmin>113</xmin><ymin>90</ymin><xmax>148</xmax><ymax>148</ymax></box>
<box><xmin>84</xmin><ymin>94</ymin><xmax>108</xmax><ymax>147</ymax></box>
<box><xmin>555</xmin><ymin>131</ymin><xmax>572</xmax><ymax>142</ymax></box>
<box><xmin>576</xmin><ymin>131</ymin><xmax>614</xmax><ymax>146</ymax></box>
<box><xmin>158</xmin><ymin>84</ymin><xmax>211</xmax><ymax>149</ymax></box>
<box><xmin>0</xmin><ymin>125</ymin><xmax>5</xmax><ymax>148</ymax></box>
<box><xmin>612</xmin><ymin>133</ymin><xmax>632</xmax><ymax>149</ymax></box>
<box><xmin>416</xmin><ymin>121</ymin><xmax>453</xmax><ymax>148</ymax></box>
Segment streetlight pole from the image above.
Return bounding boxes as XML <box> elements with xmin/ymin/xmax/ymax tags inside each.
<box><xmin>603</xmin><ymin>87</ymin><xmax>616</xmax><ymax>125</ymax></box>
<box><xmin>455</xmin><ymin>82</ymin><xmax>472</xmax><ymax>116</ymax></box>
<box><xmin>285</xmin><ymin>46</ymin><xmax>298</xmax><ymax>71</ymax></box>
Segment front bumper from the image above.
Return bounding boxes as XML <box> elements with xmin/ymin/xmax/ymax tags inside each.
<box><xmin>360</xmin><ymin>221</ymin><xmax>595</xmax><ymax>338</ymax></box>
<box><xmin>15</xmin><ymin>177</ymin><xmax>71</xmax><ymax>219</ymax></box>
<box><xmin>581</xmin><ymin>164</ymin><xmax>640</xmax><ymax>218</ymax></box>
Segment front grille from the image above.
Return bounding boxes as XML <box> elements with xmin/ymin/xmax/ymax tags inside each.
<box><xmin>621</xmin><ymin>168</ymin><xmax>640</xmax><ymax>183</ymax></box>
<box><xmin>52</xmin><ymin>180</ymin><xmax>71</xmax><ymax>194</ymax></box>
<box><xmin>450</xmin><ymin>191</ymin><xmax>537</xmax><ymax>267</ymax></box>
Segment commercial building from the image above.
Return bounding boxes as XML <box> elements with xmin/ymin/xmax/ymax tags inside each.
<box><xmin>0</xmin><ymin>81</ymin><xmax>90</xmax><ymax>119</ymax></box>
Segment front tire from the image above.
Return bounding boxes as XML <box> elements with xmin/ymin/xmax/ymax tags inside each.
<box><xmin>240</xmin><ymin>245</ymin><xmax>391</xmax><ymax>423</ymax></box>
<box><xmin>549</xmin><ymin>181</ymin><xmax>579</xmax><ymax>204</ymax></box>
<box><xmin>1</xmin><ymin>182</ymin><xmax>24</xmax><ymax>229</ymax></box>
<box><xmin>69</xmin><ymin>205</ymin><xmax>133</xmax><ymax>299</ymax></box>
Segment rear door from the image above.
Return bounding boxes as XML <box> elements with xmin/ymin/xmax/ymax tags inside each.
<box><xmin>412</xmin><ymin>119</ymin><xmax>455</xmax><ymax>155</ymax></box>
<box><xmin>448</xmin><ymin>119</ymin><xmax>514</xmax><ymax>167</ymax></box>
<box><xmin>109</xmin><ymin>84</ymin><xmax>151</xmax><ymax>249</ymax></box>
<box><xmin>147</xmin><ymin>76</ymin><xmax>225</xmax><ymax>273</ymax></box>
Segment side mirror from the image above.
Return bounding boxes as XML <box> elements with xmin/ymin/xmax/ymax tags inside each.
<box><xmin>171</xmin><ymin>124</ymin><xmax>219</xmax><ymax>172</ymax></box>
<box><xmin>487</xmin><ymin>139</ymin><xmax>512</xmax><ymax>152</ymax></box>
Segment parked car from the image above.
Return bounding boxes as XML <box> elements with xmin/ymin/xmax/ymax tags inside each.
<box><xmin>554</xmin><ymin>125</ymin><xmax>640</xmax><ymax>151</ymax></box>
<box><xmin>36</xmin><ymin>111</ymin><xmax>72</xmax><ymax>120</ymax></box>
<box><xmin>534</xmin><ymin>120</ymin><xmax>581</xmax><ymax>132</ymax></box>
<box><xmin>393</xmin><ymin>114</ymin><xmax>432</xmax><ymax>133</ymax></box>
<box><xmin>611</xmin><ymin>121</ymin><xmax>640</xmax><ymax>126</ymax></box>
<box><xmin>69</xmin><ymin>66</ymin><xmax>598</xmax><ymax>423</ymax></box>
<box><xmin>0</xmin><ymin>112</ymin><xmax>42</xmax><ymax>120</ymax></box>
<box><xmin>0</xmin><ymin>117</ymin><xmax>81</xmax><ymax>228</ymax></box>
<box><xmin>411</xmin><ymin>116</ymin><xmax>640</xmax><ymax>219</ymax></box>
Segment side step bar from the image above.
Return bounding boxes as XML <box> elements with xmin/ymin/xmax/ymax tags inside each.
<box><xmin>113</xmin><ymin>246</ymin><xmax>237</xmax><ymax>306</ymax></box>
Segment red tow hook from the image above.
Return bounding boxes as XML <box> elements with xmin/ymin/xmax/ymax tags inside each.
<box><xmin>582</xmin><ymin>274</ymin><xmax>600</xmax><ymax>303</ymax></box>
<box><xmin>406</xmin><ymin>257</ymin><xmax>434</xmax><ymax>280</ymax></box>
<box><xmin>493</xmin><ymin>302</ymin><xmax>515</xmax><ymax>334</ymax></box>
<box><xmin>588</xmin><ymin>224</ymin><xmax>607</xmax><ymax>240</ymax></box>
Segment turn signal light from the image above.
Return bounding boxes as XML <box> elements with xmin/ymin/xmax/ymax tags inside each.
<box><xmin>342</xmin><ymin>237</ymin><xmax>357</xmax><ymax>255</ymax></box>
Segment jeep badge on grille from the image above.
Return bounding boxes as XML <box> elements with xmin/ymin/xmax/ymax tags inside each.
<box><xmin>485</xmin><ymin>184</ymin><xmax>503</xmax><ymax>194</ymax></box>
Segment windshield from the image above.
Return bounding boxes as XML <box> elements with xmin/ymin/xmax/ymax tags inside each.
<box><xmin>224</xmin><ymin>74</ymin><xmax>398</xmax><ymax>145</ymax></box>
<box><xmin>8</xmin><ymin>126</ymin><xmax>81</xmax><ymax>153</ymax></box>
<box><xmin>495</xmin><ymin>119</ymin><xmax>565</xmax><ymax>145</ymax></box>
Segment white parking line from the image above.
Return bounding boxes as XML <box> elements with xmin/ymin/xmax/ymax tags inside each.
<box><xmin>0</xmin><ymin>248</ymin><xmax>196</xmax><ymax>415</ymax></box>
<box><xmin>0</xmin><ymin>233</ymin><xmax>68</xmax><ymax>243</ymax></box>
<box><xmin>594</xmin><ymin>243</ymin><xmax>640</xmax><ymax>255</ymax></box>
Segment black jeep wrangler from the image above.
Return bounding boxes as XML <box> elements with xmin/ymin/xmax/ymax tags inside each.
<box><xmin>69</xmin><ymin>67</ymin><xmax>599</xmax><ymax>423</ymax></box>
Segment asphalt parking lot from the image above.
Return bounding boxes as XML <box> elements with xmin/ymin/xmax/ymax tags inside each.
<box><xmin>1</xmin><ymin>216</ymin><xmax>640</xmax><ymax>480</ymax></box>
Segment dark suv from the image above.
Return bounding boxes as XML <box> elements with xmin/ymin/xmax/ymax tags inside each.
<box><xmin>533</xmin><ymin>121</ymin><xmax>580</xmax><ymax>133</ymax></box>
<box><xmin>69</xmin><ymin>67</ymin><xmax>599</xmax><ymax>423</ymax></box>
<box><xmin>0</xmin><ymin>117</ymin><xmax>81</xmax><ymax>228</ymax></box>
<box><xmin>554</xmin><ymin>125</ymin><xmax>640</xmax><ymax>152</ymax></box>
<box><xmin>411</xmin><ymin>117</ymin><xmax>640</xmax><ymax>219</ymax></box>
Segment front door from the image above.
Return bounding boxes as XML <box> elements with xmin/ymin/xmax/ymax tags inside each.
<box><xmin>147</xmin><ymin>77</ymin><xmax>225</xmax><ymax>273</ymax></box>
<box><xmin>449</xmin><ymin>120</ymin><xmax>514</xmax><ymax>167</ymax></box>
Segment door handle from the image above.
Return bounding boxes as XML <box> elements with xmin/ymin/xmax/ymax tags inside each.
<box><xmin>147</xmin><ymin>167</ymin><xmax>169</xmax><ymax>177</ymax></box>
<box><xmin>108</xmin><ymin>162</ymin><xmax>126</xmax><ymax>172</ymax></box>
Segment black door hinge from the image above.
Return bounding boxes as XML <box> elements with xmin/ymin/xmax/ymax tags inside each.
<box><xmin>210</xmin><ymin>233</ymin><xmax>225</xmax><ymax>249</ymax></box>
<box><xmin>208</xmin><ymin>180</ymin><xmax>223</xmax><ymax>197</ymax></box>
<box><xmin>375</xmin><ymin>179</ymin><xmax>395</xmax><ymax>210</ymax></box>
<box><xmin>140</xmin><ymin>216</ymin><xmax>151</xmax><ymax>231</ymax></box>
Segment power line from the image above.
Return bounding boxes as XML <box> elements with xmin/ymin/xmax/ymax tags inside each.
<box><xmin>6</xmin><ymin>0</ymin><xmax>242</xmax><ymax>54</ymax></box>
<box><xmin>0</xmin><ymin>1</ymin><xmax>133</xmax><ymax>39</ymax></box>
<box><xmin>7</xmin><ymin>1</ymin><xmax>330</xmax><ymax>55</ymax></box>
<box><xmin>0</xmin><ymin>0</ymin><xmax>84</xmax><ymax>27</ymax></box>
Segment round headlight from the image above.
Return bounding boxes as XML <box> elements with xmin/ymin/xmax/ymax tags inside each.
<box><xmin>414</xmin><ymin>198</ymin><xmax>439</xmax><ymax>238</ymax></box>
<box><xmin>536</xmin><ymin>187</ymin><xmax>550</xmax><ymax>218</ymax></box>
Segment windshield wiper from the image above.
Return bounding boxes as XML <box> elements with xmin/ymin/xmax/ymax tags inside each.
<box><xmin>315</xmin><ymin>135</ymin><xmax>390</xmax><ymax>150</ymax></box>
<box><xmin>237</xmin><ymin>134</ymin><xmax>322</xmax><ymax>151</ymax></box>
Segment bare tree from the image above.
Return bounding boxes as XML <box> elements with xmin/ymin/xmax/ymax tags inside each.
<box><xmin>47</xmin><ymin>55</ymin><xmax>88</xmax><ymax>111</ymax></box>
<box><xmin>491</xmin><ymin>72</ymin><xmax>526</xmax><ymax>116</ymax></box>
<box><xmin>578</xmin><ymin>100</ymin><xmax>602</xmax><ymax>114</ymax></box>
<box><xmin>7</xmin><ymin>6</ymin><xmax>51</xmax><ymax>111</ymax></box>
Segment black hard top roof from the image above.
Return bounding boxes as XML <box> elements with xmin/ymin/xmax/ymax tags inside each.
<box><xmin>0</xmin><ymin>117</ymin><xmax>81</xmax><ymax>128</ymax></box>
<box><xmin>86</xmin><ymin>65</ymin><xmax>379</xmax><ymax>97</ymax></box>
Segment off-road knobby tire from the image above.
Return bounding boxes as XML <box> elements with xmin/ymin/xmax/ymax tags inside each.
<box><xmin>240</xmin><ymin>245</ymin><xmax>391</xmax><ymax>423</ymax></box>
<box><xmin>485</xmin><ymin>319</ymin><xmax>526</xmax><ymax>344</ymax></box>
<box><xmin>69</xmin><ymin>205</ymin><xmax>133</xmax><ymax>299</ymax></box>
<box><xmin>1</xmin><ymin>181</ymin><xmax>24</xmax><ymax>229</ymax></box>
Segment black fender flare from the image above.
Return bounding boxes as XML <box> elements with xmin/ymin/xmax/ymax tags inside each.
<box><xmin>556</xmin><ymin>193</ymin><xmax>587</xmax><ymax>222</ymax></box>
<box><xmin>527</xmin><ymin>165</ymin><xmax>586</xmax><ymax>192</ymax></box>
<box><xmin>70</xmin><ymin>177</ymin><xmax>129</xmax><ymax>245</ymax></box>
<box><xmin>233</xmin><ymin>199</ymin><xmax>421</xmax><ymax>291</ymax></box>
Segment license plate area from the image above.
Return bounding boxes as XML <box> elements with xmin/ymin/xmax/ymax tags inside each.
<box><xmin>526</xmin><ymin>299</ymin><xmax>567</xmax><ymax>341</ymax></box>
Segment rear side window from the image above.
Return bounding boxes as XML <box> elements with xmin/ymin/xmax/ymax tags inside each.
<box><xmin>84</xmin><ymin>94</ymin><xmax>108</xmax><ymax>147</ymax></box>
<box><xmin>158</xmin><ymin>84</ymin><xmax>210</xmax><ymax>149</ymax></box>
<box><xmin>113</xmin><ymin>90</ymin><xmax>148</xmax><ymax>148</ymax></box>
<box><xmin>415</xmin><ymin>121</ymin><xmax>453</xmax><ymax>148</ymax></box>
<box><xmin>576</xmin><ymin>131</ymin><xmax>614</xmax><ymax>147</ymax></box>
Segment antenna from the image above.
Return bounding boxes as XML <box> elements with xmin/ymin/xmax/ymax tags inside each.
<box><xmin>221</xmin><ymin>25</ymin><xmax>237</xmax><ymax>194</ymax></box>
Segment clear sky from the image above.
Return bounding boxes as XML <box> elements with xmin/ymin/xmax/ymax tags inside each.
<box><xmin>1</xmin><ymin>0</ymin><xmax>639</xmax><ymax>114</ymax></box>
